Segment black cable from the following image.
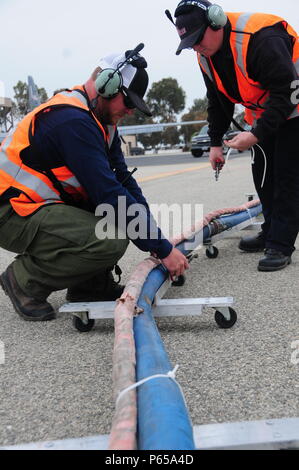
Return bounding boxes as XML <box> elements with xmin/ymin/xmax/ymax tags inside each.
<box><xmin>121</xmin><ymin>167</ymin><xmax>138</xmax><ymax>186</ymax></box>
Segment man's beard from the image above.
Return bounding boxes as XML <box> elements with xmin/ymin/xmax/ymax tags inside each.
<box><xmin>96</xmin><ymin>107</ymin><xmax>117</xmax><ymax>126</ymax></box>
<box><xmin>95</xmin><ymin>107</ymin><xmax>110</xmax><ymax>124</ymax></box>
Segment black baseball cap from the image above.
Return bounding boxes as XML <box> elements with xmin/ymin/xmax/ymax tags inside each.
<box><xmin>175</xmin><ymin>2</ymin><xmax>211</xmax><ymax>55</ymax></box>
<box><xmin>122</xmin><ymin>67</ymin><xmax>152</xmax><ymax>117</ymax></box>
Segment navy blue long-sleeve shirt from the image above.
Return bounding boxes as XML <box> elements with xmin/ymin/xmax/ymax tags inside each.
<box><xmin>30</xmin><ymin>106</ymin><xmax>172</xmax><ymax>259</ymax></box>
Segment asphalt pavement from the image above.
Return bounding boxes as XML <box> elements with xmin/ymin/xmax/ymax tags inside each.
<box><xmin>0</xmin><ymin>151</ymin><xmax>298</xmax><ymax>447</ymax></box>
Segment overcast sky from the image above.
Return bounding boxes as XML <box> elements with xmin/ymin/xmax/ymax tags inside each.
<box><xmin>1</xmin><ymin>0</ymin><xmax>298</xmax><ymax>111</ymax></box>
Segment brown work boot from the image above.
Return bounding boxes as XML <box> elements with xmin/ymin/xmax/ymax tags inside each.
<box><xmin>0</xmin><ymin>265</ymin><xmax>56</xmax><ymax>321</ymax></box>
<box><xmin>66</xmin><ymin>268</ymin><xmax>124</xmax><ymax>303</ymax></box>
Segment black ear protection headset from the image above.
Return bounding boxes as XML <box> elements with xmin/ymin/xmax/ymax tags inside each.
<box><xmin>94</xmin><ymin>43</ymin><xmax>145</xmax><ymax>101</ymax></box>
<box><xmin>166</xmin><ymin>1</ymin><xmax>227</xmax><ymax>31</ymax></box>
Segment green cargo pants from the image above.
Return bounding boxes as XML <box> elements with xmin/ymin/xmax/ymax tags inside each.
<box><xmin>0</xmin><ymin>202</ymin><xmax>129</xmax><ymax>299</ymax></box>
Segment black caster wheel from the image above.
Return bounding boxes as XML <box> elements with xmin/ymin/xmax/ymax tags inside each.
<box><xmin>172</xmin><ymin>275</ymin><xmax>186</xmax><ymax>287</ymax></box>
<box><xmin>215</xmin><ymin>308</ymin><xmax>237</xmax><ymax>329</ymax></box>
<box><xmin>206</xmin><ymin>246</ymin><xmax>219</xmax><ymax>259</ymax></box>
<box><xmin>72</xmin><ymin>315</ymin><xmax>95</xmax><ymax>333</ymax></box>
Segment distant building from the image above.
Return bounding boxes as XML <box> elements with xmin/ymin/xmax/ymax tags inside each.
<box><xmin>0</xmin><ymin>97</ymin><xmax>13</xmax><ymax>144</ymax></box>
<box><xmin>120</xmin><ymin>135</ymin><xmax>138</xmax><ymax>157</ymax></box>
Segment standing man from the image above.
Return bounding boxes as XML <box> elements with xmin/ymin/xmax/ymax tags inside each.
<box><xmin>0</xmin><ymin>47</ymin><xmax>188</xmax><ymax>321</ymax></box>
<box><xmin>169</xmin><ymin>0</ymin><xmax>299</xmax><ymax>271</ymax></box>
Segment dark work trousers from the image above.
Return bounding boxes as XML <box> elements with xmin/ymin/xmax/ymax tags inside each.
<box><xmin>0</xmin><ymin>203</ymin><xmax>129</xmax><ymax>300</ymax></box>
<box><xmin>251</xmin><ymin>117</ymin><xmax>299</xmax><ymax>256</ymax></box>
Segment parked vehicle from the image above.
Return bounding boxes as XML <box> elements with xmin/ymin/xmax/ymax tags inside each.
<box><xmin>173</xmin><ymin>143</ymin><xmax>185</xmax><ymax>151</ymax></box>
<box><xmin>130</xmin><ymin>146</ymin><xmax>144</xmax><ymax>156</ymax></box>
<box><xmin>190</xmin><ymin>125</ymin><xmax>240</xmax><ymax>158</ymax></box>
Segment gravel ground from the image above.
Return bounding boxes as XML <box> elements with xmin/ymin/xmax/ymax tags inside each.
<box><xmin>0</xmin><ymin>152</ymin><xmax>298</xmax><ymax>447</ymax></box>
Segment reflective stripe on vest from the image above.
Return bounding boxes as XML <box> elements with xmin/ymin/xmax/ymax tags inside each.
<box><xmin>200</xmin><ymin>56</ymin><xmax>213</xmax><ymax>82</ymax></box>
<box><xmin>0</xmin><ymin>136</ymin><xmax>60</xmax><ymax>202</ymax></box>
<box><xmin>0</xmin><ymin>86</ymin><xmax>117</xmax><ymax>216</ymax></box>
<box><xmin>290</xmin><ymin>107</ymin><xmax>299</xmax><ymax>119</ymax></box>
<box><xmin>59</xmin><ymin>89</ymin><xmax>89</xmax><ymax>107</ymax></box>
<box><xmin>107</xmin><ymin>125</ymin><xmax>116</xmax><ymax>148</ymax></box>
<box><xmin>234</xmin><ymin>13</ymin><xmax>256</xmax><ymax>79</ymax></box>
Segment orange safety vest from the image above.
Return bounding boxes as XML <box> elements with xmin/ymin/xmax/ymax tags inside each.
<box><xmin>198</xmin><ymin>12</ymin><xmax>299</xmax><ymax>126</ymax></box>
<box><xmin>0</xmin><ymin>86</ymin><xmax>116</xmax><ymax>216</ymax></box>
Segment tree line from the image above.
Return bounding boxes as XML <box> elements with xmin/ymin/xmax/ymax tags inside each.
<box><xmin>12</xmin><ymin>81</ymin><xmax>48</xmax><ymax>118</ymax></box>
<box><xmin>12</xmin><ymin>78</ymin><xmax>208</xmax><ymax>146</ymax></box>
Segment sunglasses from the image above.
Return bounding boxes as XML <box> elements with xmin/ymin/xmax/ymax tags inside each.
<box><xmin>122</xmin><ymin>90</ymin><xmax>135</xmax><ymax>110</ymax></box>
<box><xmin>192</xmin><ymin>27</ymin><xmax>208</xmax><ymax>47</ymax></box>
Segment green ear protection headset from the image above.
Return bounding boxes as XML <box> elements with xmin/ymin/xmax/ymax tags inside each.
<box><xmin>94</xmin><ymin>43</ymin><xmax>145</xmax><ymax>99</ymax></box>
<box><xmin>175</xmin><ymin>1</ymin><xmax>227</xmax><ymax>30</ymax></box>
<box><xmin>95</xmin><ymin>68</ymin><xmax>123</xmax><ymax>99</ymax></box>
<box><xmin>166</xmin><ymin>1</ymin><xmax>227</xmax><ymax>31</ymax></box>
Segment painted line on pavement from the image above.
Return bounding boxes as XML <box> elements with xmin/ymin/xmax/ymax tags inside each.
<box><xmin>136</xmin><ymin>163</ymin><xmax>211</xmax><ymax>183</ymax></box>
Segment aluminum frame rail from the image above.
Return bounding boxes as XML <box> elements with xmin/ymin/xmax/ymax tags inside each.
<box><xmin>3</xmin><ymin>417</ymin><xmax>299</xmax><ymax>450</ymax></box>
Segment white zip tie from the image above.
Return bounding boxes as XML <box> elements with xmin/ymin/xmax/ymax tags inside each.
<box><xmin>245</xmin><ymin>207</ymin><xmax>256</xmax><ymax>227</ymax></box>
<box><xmin>115</xmin><ymin>365</ymin><xmax>188</xmax><ymax>409</ymax></box>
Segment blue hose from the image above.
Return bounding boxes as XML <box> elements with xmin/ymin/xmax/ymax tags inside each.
<box><xmin>134</xmin><ymin>203</ymin><xmax>262</xmax><ymax>450</ymax></box>
<box><xmin>134</xmin><ymin>264</ymin><xmax>195</xmax><ymax>450</ymax></box>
